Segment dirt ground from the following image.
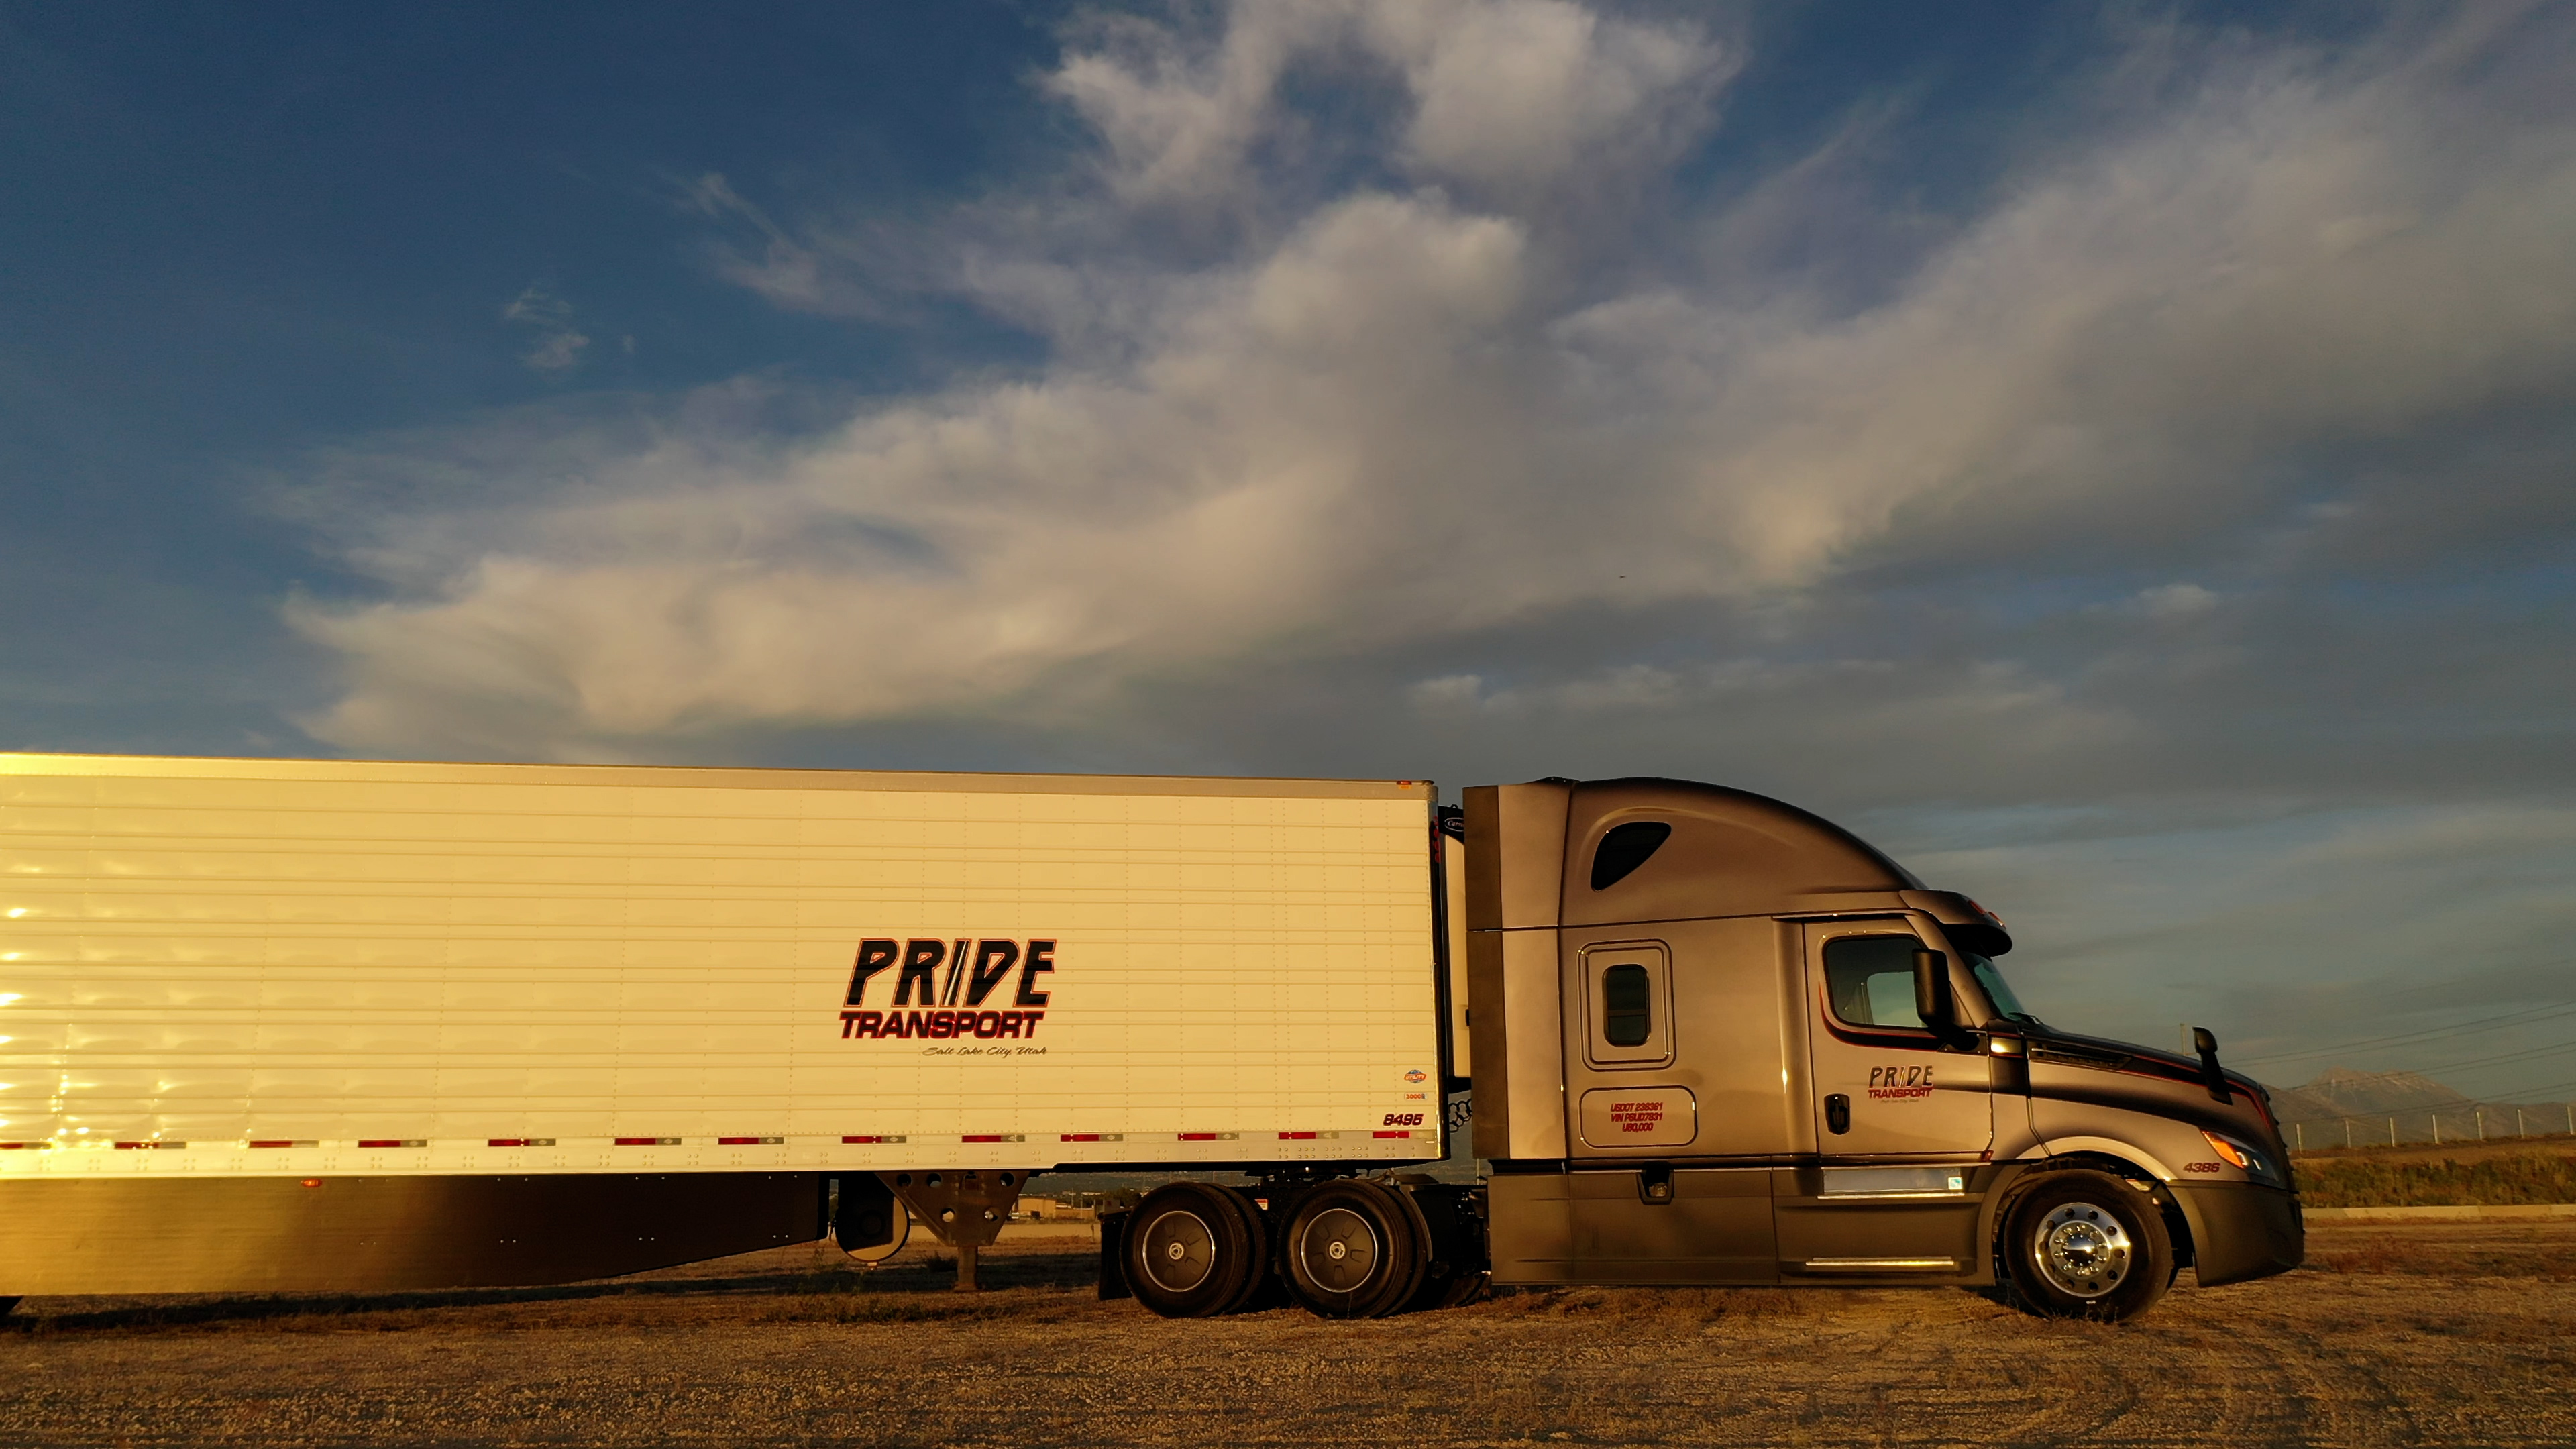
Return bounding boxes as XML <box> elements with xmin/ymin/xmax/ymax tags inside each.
<box><xmin>3</xmin><ymin>1222</ymin><xmax>2571</xmax><ymax>1448</ymax></box>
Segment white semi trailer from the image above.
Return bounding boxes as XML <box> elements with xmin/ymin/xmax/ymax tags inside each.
<box><xmin>0</xmin><ymin>754</ymin><xmax>2301</xmax><ymax>1321</ymax></box>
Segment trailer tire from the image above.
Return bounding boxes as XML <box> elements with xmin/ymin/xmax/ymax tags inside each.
<box><xmin>1125</xmin><ymin>1183</ymin><xmax>1260</xmax><ymax>1318</ymax></box>
<box><xmin>1209</xmin><ymin>1185</ymin><xmax>1274</xmax><ymax>1313</ymax></box>
<box><xmin>1276</xmin><ymin>1180</ymin><xmax>1425</xmax><ymax>1319</ymax></box>
<box><xmin>2001</xmin><ymin>1170</ymin><xmax>2174</xmax><ymax>1322</ymax></box>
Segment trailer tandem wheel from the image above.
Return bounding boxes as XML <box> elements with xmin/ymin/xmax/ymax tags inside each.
<box><xmin>1277</xmin><ymin>1179</ymin><xmax>1426</xmax><ymax>1318</ymax></box>
<box><xmin>1125</xmin><ymin>1182</ymin><xmax>1261</xmax><ymax>1318</ymax></box>
<box><xmin>1210</xmin><ymin>1185</ymin><xmax>1274</xmax><ymax>1313</ymax></box>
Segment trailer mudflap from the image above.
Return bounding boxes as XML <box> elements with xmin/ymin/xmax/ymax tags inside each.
<box><xmin>1098</xmin><ymin>1209</ymin><xmax>1133</xmax><ymax>1300</ymax></box>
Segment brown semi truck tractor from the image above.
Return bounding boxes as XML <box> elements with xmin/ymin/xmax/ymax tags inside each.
<box><xmin>1426</xmin><ymin>776</ymin><xmax>2302</xmax><ymax>1322</ymax></box>
<box><xmin>0</xmin><ymin>756</ymin><xmax>2298</xmax><ymax>1322</ymax></box>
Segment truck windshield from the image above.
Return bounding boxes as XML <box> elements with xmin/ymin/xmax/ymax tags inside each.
<box><xmin>1964</xmin><ymin>952</ymin><xmax>2041</xmax><ymax>1028</ymax></box>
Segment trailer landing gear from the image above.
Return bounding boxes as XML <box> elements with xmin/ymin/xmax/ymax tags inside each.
<box><xmin>879</xmin><ymin>1169</ymin><xmax>1030</xmax><ymax>1293</ymax></box>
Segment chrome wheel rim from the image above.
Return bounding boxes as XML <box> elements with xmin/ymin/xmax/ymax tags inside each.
<box><xmin>1299</xmin><ymin>1206</ymin><xmax>1380</xmax><ymax>1294</ymax></box>
<box><xmin>2034</xmin><ymin>1200</ymin><xmax>2133</xmax><ymax>1299</ymax></box>
<box><xmin>1139</xmin><ymin>1208</ymin><xmax>1216</xmax><ymax>1293</ymax></box>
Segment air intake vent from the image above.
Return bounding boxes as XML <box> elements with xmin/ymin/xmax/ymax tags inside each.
<box><xmin>1590</xmin><ymin>821</ymin><xmax>1672</xmax><ymax>890</ymax></box>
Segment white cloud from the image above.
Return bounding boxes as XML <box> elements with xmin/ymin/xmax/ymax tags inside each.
<box><xmin>1361</xmin><ymin>0</ymin><xmax>1728</xmax><ymax>199</ymax></box>
<box><xmin>290</xmin><ymin>6</ymin><xmax>2576</xmax><ymax>765</ymax></box>
<box><xmin>1041</xmin><ymin>0</ymin><xmax>1725</xmax><ymax>216</ymax></box>
<box><xmin>501</xmin><ymin>286</ymin><xmax>590</xmax><ymax>373</ymax></box>
<box><xmin>2129</xmin><ymin>583</ymin><xmax>2218</xmax><ymax>619</ymax></box>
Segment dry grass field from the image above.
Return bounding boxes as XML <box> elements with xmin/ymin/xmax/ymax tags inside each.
<box><xmin>4</xmin><ymin>1221</ymin><xmax>2572</xmax><ymax>1448</ymax></box>
<box><xmin>2294</xmin><ymin>1141</ymin><xmax>2576</xmax><ymax>1208</ymax></box>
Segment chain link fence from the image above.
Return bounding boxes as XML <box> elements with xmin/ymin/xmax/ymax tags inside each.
<box><xmin>2285</xmin><ymin>1103</ymin><xmax>2576</xmax><ymax>1150</ymax></box>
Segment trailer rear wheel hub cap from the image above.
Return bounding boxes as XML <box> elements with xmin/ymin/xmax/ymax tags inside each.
<box><xmin>1299</xmin><ymin>1208</ymin><xmax>1380</xmax><ymax>1293</ymax></box>
<box><xmin>1139</xmin><ymin>1209</ymin><xmax>1217</xmax><ymax>1293</ymax></box>
<box><xmin>2036</xmin><ymin>1201</ymin><xmax>2132</xmax><ymax>1297</ymax></box>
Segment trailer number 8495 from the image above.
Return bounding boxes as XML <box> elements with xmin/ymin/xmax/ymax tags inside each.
<box><xmin>1381</xmin><ymin>1112</ymin><xmax>1426</xmax><ymax>1127</ymax></box>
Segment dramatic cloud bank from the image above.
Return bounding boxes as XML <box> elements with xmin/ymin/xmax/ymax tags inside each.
<box><xmin>237</xmin><ymin>2</ymin><xmax>2576</xmax><ymax>1084</ymax></box>
<box><xmin>286</xmin><ymin>3</ymin><xmax>2575</xmax><ymax>777</ymax></box>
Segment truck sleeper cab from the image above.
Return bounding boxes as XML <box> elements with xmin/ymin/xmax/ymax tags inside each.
<box><xmin>1115</xmin><ymin>777</ymin><xmax>2302</xmax><ymax>1324</ymax></box>
<box><xmin>1456</xmin><ymin>777</ymin><xmax>2300</xmax><ymax>1320</ymax></box>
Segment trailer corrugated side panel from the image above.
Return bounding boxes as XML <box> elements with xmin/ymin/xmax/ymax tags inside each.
<box><xmin>0</xmin><ymin>755</ymin><xmax>1442</xmax><ymax>1180</ymax></box>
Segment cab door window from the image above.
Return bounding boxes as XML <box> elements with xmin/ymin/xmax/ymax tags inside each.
<box><xmin>1822</xmin><ymin>933</ymin><xmax>1932</xmax><ymax>1032</ymax></box>
<box><xmin>1582</xmin><ymin>941</ymin><xmax>1672</xmax><ymax>1067</ymax></box>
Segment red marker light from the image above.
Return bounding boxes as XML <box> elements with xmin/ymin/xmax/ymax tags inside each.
<box><xmin>1278</xmin><ymin>1132</ymin><xmax>1318</xmax><ymax>1140</ymax></box>
<box><xmin>301</xmin><ymin>1178</ymin><xmax>321</xmax><ymax>1188</ymax></box>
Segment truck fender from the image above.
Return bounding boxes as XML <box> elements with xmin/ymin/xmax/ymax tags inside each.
<box><xmin>1998</xmin><ymin>1141</ymin><xmax>2197</xmax><ymax>1271</ymax></box>
<box><xmin>2019</xmin><ymin>1135</ymin><xmax>2180</xmax><ymax>1183</ymax></box>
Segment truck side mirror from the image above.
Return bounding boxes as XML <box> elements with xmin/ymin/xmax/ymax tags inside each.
<box><xmin>1912</xmin><ymin>948</ymin><xmax>1951</xmax><ymax>1028</ymax></box>
<box><xmin>2191</xmin><ymin>1026</ymin><xmax>2230</xmax><ymax>1103</ymax></box>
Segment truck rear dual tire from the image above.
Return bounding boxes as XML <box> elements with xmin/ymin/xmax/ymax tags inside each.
<box><xmin>2002</xmin><ymin>1170</ymin><xmax>2175</xmax><ymax>1322</ymax></box>
<box><xmin>1276</xmin><ymin>1179</ymin><xmax>1427</xmax><ymax>1319</ymax></box>
<box><xmin>1125</xmin><ymin>1182</ymin><xmax>1269</xmax><ymax>1318</ymax></box>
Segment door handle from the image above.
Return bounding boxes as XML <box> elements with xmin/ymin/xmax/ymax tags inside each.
<box><xmin>1638</xmin><ymin>1164</ymin><xmax>1674</xmax><ymax>1204</ymax></box>
<box><xmin>1825</xmin><ymin>1093</ymin><xmax>1851</xmax><ymax>1134</ymax></box>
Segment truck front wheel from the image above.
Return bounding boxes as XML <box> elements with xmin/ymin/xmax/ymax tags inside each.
<box><xmin>1277</xmin><ymin>1180</ymin><xmax>1425</xmax><ymax>1318</ymax></box>
<box><xmin>2002</xmin><ymin>1171</ymin><xmax>2175</xmax><ymax>1322</ymax></box>
<box><xmin>1125</xmin><ymin>1182</ymin><xmax>1261</xmax><ymax>1318</ymax></box>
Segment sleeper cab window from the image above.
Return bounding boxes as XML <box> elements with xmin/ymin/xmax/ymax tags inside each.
<box><xmin>1583</xmin><ymin>942</ymin><xmax>1671</xmax><ymax>1067</ymax></box>
<box><xmin>1822</xmin><ymin>932</ymin><xmax>1932</xmax><ymax>1032</ymax></box>
<box><xmin>1602</xmin><ymin>963</ymin><xmax>1652</xmax><ymax>1046</ymax></box>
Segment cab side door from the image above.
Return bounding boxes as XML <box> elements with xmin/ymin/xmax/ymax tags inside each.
<box><xmin>1774</xmin><ymin>918</ymin><xmax>1992</xmax><ymax>1281</ymax></box>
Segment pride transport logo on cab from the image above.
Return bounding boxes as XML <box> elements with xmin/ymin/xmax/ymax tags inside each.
<box><xmin>837</xmin><ymin>937</ymin><xmax>1055</xmax><ymax>1042</ymax></box>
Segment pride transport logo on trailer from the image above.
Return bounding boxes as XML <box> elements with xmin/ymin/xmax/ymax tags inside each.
<box><xmin>837</xmin><ymin>937</ymin><xmax>1055</xmax><ymax>1042</ymax></box>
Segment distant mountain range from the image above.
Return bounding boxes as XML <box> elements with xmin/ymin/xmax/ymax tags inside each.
<box><xmin>2265</xmin><ymin>1067</ymin><xmax>2575</xmax><ymax>1148</ymax></box>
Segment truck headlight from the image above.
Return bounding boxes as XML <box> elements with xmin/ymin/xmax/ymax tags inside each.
<box><xmin>2200</xmin><ymin>1129</ymin><xmax>2284</xmax><ymax>1187</ymax></box>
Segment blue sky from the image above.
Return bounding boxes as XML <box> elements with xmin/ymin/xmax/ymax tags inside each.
<box><xmin>5</xmin><ymin>2</ymin><xmax>2573</xmax><ymax>1098</ymax></box>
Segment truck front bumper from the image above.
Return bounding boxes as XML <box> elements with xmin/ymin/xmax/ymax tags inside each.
<box><xmin>2172</xmin><ymin>1181</ymin><xmax>2303</xmax><ymax>1287</ymax></box>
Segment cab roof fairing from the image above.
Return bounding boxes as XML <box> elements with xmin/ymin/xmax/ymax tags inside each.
<box><xmin>1554</xmin><ymin>779</ymin><xmax>2010</xmax><ymax>952</ymax></box>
